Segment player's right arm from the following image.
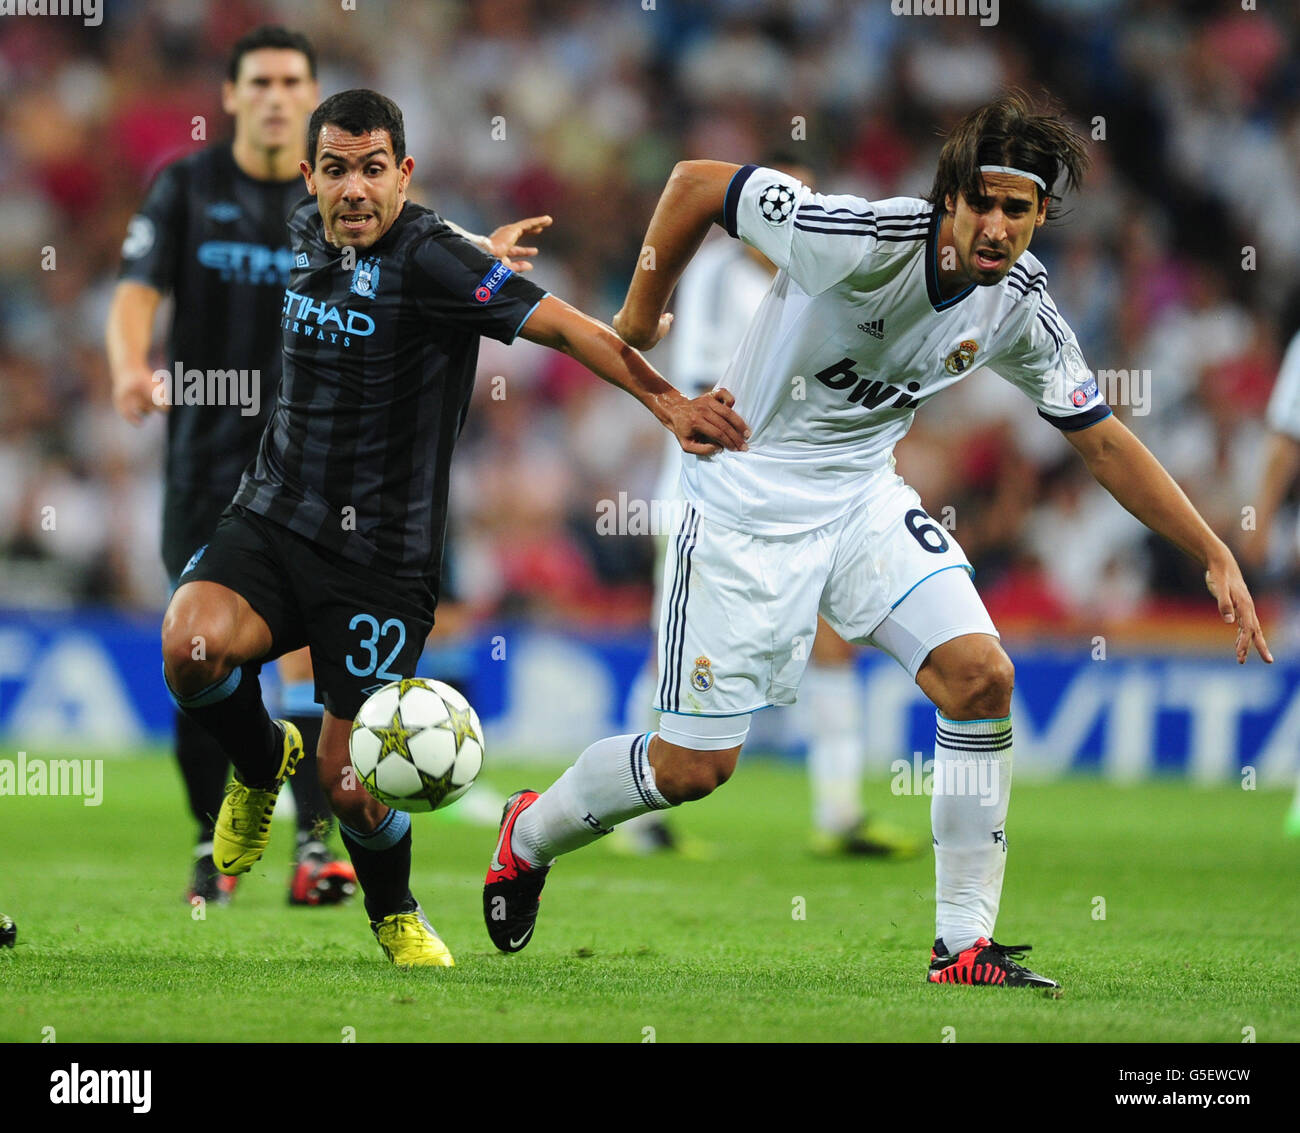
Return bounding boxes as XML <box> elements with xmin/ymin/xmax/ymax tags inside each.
<box><xmin>106</xmin><ymin>162</ymin><xmax>185</xmax><ymax>423</ymax></box>
<box><xmin>614</xmin><ymin>160</ymin><xmax>879</xmax><ymax>353</ymax></box>
<box><xmin>106</xmin><ymin>281</ymin><xmax>164</xmax><ymax>423</ymax></box>
<box><xmin>520</xmin><ymin>295</ymin><xmax>749</xmax><ymax>456</ymax></box>
<box><xmin>612</xmin><ymin>160</ymin><xmax>739</xmax><ymax>352</ymax></box>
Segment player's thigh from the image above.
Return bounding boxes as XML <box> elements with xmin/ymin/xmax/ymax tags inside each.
<box><xmin>656</xmin><ymin>503</ymin><xmax>828</xmax><ymax>716</ymax></box>
<box><xmin>811</xmin><ymin>615</ymin><xmax>854</xmax><ymax>665</ymax></box>
<box><xmin>165</xmin><ymin>507</ymin><xmax>306</xmax><ymax>672</ymax></box>
<box><xmin>276</xmin><ymin>647</ymin><xmax>314</xmax><ymax>684</ymax></box>
<box><xmin>820</xmin><ymin>475</ymin><xmax>976</xmax><ymax>669</ymax></box>
<box><xmin>863</xmin><ymin>566</ymin><xmax>1010</xmax><ymax>718</ymax></box>
<box><xmin>299</xmin><ymin>552</ymin><xmax>436</xmax><ymax>722</ymax></box>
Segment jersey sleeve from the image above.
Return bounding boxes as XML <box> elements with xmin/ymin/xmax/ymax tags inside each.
<box><xmin>117</xmin><ymin>162</ymin><xmax>185</xmax><ymax>293</ymax></box>
<box><xmin>723</xmin><ymin>164</ymin><xmax>876</xmax><ymax>295</ymax></box>
<box><xmin>1266</xmin><ymin>329</ymin><xmax>1300</xmax><ymax>440</ymax></box>
<box><xmin>991</xmin><ymin>293</ymin><xmax>1112</xmax><ymax>431</ymax></box>
<box><xmin>410</xmin><ymin>231</ymin><xmax>548</xmax><ymax>344</ymax></box>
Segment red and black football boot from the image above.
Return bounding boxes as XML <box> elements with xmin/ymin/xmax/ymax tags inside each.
<box><xmin>289</xmin><ymin>841</ymin><xmax>358</xmax><ymax>906</ymax></box>
<box><xmin>927</xmin><ymin>937</ymin><xmax>1061</xmax><ymax>988</ymax></box>
<box><xmin>483</xmin><ymin>790</ymin><xmax>550</xmax><ymax>953</ymax></box>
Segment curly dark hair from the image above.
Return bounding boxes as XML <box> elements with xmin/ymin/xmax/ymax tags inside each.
<box><xmin>307</xmin><ymin>89</ymin><xmax>406</xmax><ymax>168</ymax></box>
<box><xmin>925</xmin><ymin>90</ymin><xmax>1090</xmax><ymax>222</ymax></box>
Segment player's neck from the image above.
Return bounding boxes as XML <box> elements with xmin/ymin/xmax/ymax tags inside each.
<box><xmin>231</xmin><ymin>136</ymin><xmax>304</xmax><ymax>184</ymax></box>
<box><xmin>933</xmin><ymin>212</ymin><xmax>973</xmax><ymax>301</ymax></box>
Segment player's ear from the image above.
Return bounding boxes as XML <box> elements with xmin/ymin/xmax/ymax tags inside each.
<box><xmin>221</xmin><ymin>80</ymin><xmax>237</xmax><ymax>117</ymax></box>
<box><xmin>299</xmin><ymin>160</ymin><xmax>316</xmax><ymax>195</ymax></box>
<box><xmin>399</xmin><ymin>155</ymin><xmax>415</xmax><ymax>190</ymax></box>
<box><xmin>945</xmin><ymin>192</ymin><xmax>956</xmax><ymax>215</ymax></box>
<box><xmin>1035</xmin><ymin>194</ymin><xmax>1048</xmax><ymax>226</ymax></box>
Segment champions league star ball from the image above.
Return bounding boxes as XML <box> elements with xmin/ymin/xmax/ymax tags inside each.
<box><xmin>349</xmin><ymin>679</ymin><xmax>484</xmax><ymax>813</ymax></box>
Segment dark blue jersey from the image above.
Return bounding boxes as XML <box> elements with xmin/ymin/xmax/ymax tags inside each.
<box><xmin>232</xmin><ymin>197</ymin><xmax>547</xmax><ymax>583</ymax></box>
<box><xmin>117</xmin><ymin>143</ymin><xmax>308</xmax><ymax>500</ymax></box>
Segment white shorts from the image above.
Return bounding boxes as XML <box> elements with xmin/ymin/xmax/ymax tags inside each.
<box><xmin>654</xmin><ymin>469</ymin><xmax>997</xmax><ymax>717</ymax></box>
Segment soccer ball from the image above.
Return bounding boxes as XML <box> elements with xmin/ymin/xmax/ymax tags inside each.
<box><xmin>348</xmin><ymin>678</ymin><xmax>485</xmax><ymax>813</ymax></box>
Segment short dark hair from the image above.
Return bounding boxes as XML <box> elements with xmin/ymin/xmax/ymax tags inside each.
<box><xmin>227</xmin><ymin>25</ymin><xmax>316</xmax><ymax>83</ymax></box>
<box><xmin>306</xmin><ymin>89</ymin><xmax>406</xmax><ymax>168</ymax></box>
<box><xmin>926</xmin><ymin>90</ymin><xmax>1090</xmax><ymax>222</ymax></box>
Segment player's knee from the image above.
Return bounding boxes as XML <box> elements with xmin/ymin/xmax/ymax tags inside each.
<box><xmin>653</xmin><ymin>746</ymin><xmax>739</xmax><ymax>804</ymax></box>
<box><xmin>948</xmin><ymin>646</ymin><xmax>1014</xmax><ymax>719</ymax></box>
<box><xmin>161</xmin><ymin>601</ymin><xmax>237</xmax><ymax>693</ymax></box>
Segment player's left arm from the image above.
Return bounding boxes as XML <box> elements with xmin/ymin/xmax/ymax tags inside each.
<box><xmin>444</xmin><ymin>215</ymin><xmax>552</xmax><ymax>272</ymax></box>
<box><xmin>519</xmin><ymin>294</ymin><xmax>750</xmax><ymax>456</ymax></box>
<box><xmin>1064</xmin><ymin>414</ymin><xmax>1272</xmax><ymax>663</ymax></box>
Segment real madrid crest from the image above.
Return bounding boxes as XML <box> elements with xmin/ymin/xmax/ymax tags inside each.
<box><xmin>944</xmin><ymin>339</ymin><xmax>978</xmax><ymax>375</ymax></box>
<box><xmin>690</xmin><ymin>656</ymin><xmax>714</xmax><ymax>693</ymax></box>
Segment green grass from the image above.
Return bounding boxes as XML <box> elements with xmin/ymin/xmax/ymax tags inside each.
<box><xmin>1</xmin><ymin>752</ymin><xmax>1297</xmax><ymax>1043</ymax></box>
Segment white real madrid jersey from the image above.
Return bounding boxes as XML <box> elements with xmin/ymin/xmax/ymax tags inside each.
<box><xmin>1266</xmin><ymin>329</ymin><xmax>1300</xmax><ymax>440</ymax></box>
<box><xmin>655</xmin><ymin>236</ymin><xmax>775</xmax><ymax>506</ymax></box>
<box><xmin>679</xmin><ymin>164</ymin><xmax>1111</xmax><ymax>535</ymax></box>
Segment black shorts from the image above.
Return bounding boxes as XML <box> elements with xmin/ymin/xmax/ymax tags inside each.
<box><xmin>162</xmin><ymin>485</ymin><xmax>235</xmax><ymax>585</ymax></box>
<box><xmin>178</xmin><ymin>505</ymin><xmax>436</xmax><ymax>719</ymax></box>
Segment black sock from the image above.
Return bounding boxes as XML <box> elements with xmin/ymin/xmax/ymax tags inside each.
<box><xmin>170</xmin><ymin>664</ymin><xmax>280</xmax><ymax>786</ymax></box>
<box><xmin>286</xmin><ymin>713</ymin><xmax>333</xmax><ymax>843</ymax></box>
<box><xmin>340</xmin><ymin>818</ymin><xmax>417</xmax><ymax>923</ymax></box>
<box><xmin>174</xmin><ymin>710</ymin><xmax>230</xmax><ymax>845</ymax></box>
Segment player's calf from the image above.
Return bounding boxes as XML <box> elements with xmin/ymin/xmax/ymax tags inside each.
<box><xmin>645</xmin><ymin>736</ymin><xmax>739</xmax><ymax>803</ymax></box>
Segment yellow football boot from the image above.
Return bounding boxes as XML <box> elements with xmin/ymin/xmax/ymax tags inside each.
<box><xmin>372</xmin><ymin>907</ymin><xmax>455</xmax><ymax>967</ymax></box>
<box><xmin>212</xmin><ymin>720</ymin><xmax>304</xmax><ymax>875</ymax></box>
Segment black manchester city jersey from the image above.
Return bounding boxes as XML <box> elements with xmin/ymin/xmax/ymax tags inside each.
<box><xmin>232</xmin><ymin>198</ymin><xmax>547</xmax><ymax>582</ymax></box>
<box><xmin>117</xmin><ymin>143</ymin><xmax>307</xmax><ymax>499</ymax></box>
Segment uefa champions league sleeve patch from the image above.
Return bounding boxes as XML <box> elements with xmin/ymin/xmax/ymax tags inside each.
<box><xmin>757</xmin><ymin>183</ymin><xmax>795</xmax><ymax>226</ymax></box>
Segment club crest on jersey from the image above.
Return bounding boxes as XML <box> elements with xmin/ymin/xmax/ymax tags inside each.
<box><xmin>474</xmin><ymin>261</ymin><xmax>513</xmax><ymax>303</ymax></box>
<box><xmin>180</xmin><ymin>544</ymin><xmax>207</xmax><ymax>577</ymax></box>
<box><xmin>944</xmin><ymin>339</ymin><xmax>979</xmax><ymax>375</ymax></box>
<box><xmin>758</xmin><ymin>183</ymin><xmax>795</xmax><ymax>226</ymax></box>
<box><xmin>690</xmin><ymin>656</ymin><xmax>715</xmax><ymax>693</ymax></box>
<box><xmin>349</xmin><ymin>257</ymin><xmax>381</xmax><ymax>298</ymax></box>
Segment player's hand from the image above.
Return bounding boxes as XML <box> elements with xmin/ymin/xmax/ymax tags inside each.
<box><xmin>111</xmin><ymin>364</ymin><xmax>168</xmax><ymax>423</ymax></box>
<box><xmin>1205</xmin><ymin>554</ymin><xmax>1273</xmax><ymax>664</ymax></box>
<box><xmin>612</xmin><ymin>308</ymin><xmax>673</xmax><ymax>352</ymax></box>
<box><xmin>665</xmin><ymin>387</ymin><xmax>749</xmax><ymax>456</ymax></box>
<box><xmin>487</xmin><ymin>215</ymin><xmax>552</xmax><ymax>272</ymax></box>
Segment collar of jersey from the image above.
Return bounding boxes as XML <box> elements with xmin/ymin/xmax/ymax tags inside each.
<box><xmin>924</xmin><ymin>207</ymin><xmax>975</xmax><ymax>314</ymax></box>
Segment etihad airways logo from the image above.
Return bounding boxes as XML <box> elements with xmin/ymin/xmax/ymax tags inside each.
<box><xmin>281</xmin><ymin>288</ymin><xmax>375</xmax><ymax>345</ymax></box>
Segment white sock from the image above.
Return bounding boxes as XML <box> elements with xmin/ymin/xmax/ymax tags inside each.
<box><xmin>802</xmin><ymin>663</ymin><xmax>864</xmax><ymax>834</ymax></box>
<box><xmin>513</xmin><ymin>733</ymin><xmax>671</xmax><ymax>866</ymax></box>
<box><xmin>931</xmin><ymin>712</ymin><xmax>1013</xmax><ymax>953</ymax></box>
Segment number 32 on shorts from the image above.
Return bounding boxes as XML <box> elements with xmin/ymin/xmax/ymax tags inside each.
<box><xmin>345</xmin><ymin>612</ymin><xmax>407</xmax><ymax>680</ymax></box>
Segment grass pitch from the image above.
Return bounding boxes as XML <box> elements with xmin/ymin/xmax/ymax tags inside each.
<box><xmin>1</xmin><ymin>751</ymin><xmax>1297</xmax><ymax>1044</ymax></box>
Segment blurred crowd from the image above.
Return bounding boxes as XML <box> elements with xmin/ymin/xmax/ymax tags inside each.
<box><xmin>1</xmin><ymin>0</ymin><xmax>1299</xmax><ymax>642</ymax></box>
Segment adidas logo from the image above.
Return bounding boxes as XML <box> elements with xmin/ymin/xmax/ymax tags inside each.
<box><xmin>858</xmin><ymin>318</ymin><xmax>885</xmax><ymax>339</ymax></box>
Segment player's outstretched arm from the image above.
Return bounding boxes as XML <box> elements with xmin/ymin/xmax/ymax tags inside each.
<box><xmin>612</xmin><ymin>160</ymin><xmax>741</xmax><ymax>352</ymax></box>
<box><xmin>105</xmin><ymin>280</ymin><xmax>165</xmax><ymax>423</ymax></box>
<box><xmin>445</xmin><ymin>215</ymin><xmax>552</xmax><ymax>272</ymax></box>
<box><xmin>1065</xmin><ymin>414</ymin><xmax>1272</xmax><ymax>664</ymax></box>
<box><xmin>519</xmin><ymin>295</ymin><xmax>749</xmax><ymax>455</ymax></box>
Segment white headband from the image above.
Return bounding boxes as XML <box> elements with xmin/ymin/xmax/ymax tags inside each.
<box><xmin>978</xmin><ymin>165</ymin><xmax>1047</xmax><ymax>191</ymax></box>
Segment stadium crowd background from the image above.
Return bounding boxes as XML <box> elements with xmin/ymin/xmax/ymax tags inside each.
<box><xmin>1</xmin><ymin>0</ymin><xmax>1298</xmax><ymax>648</ymax></box>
